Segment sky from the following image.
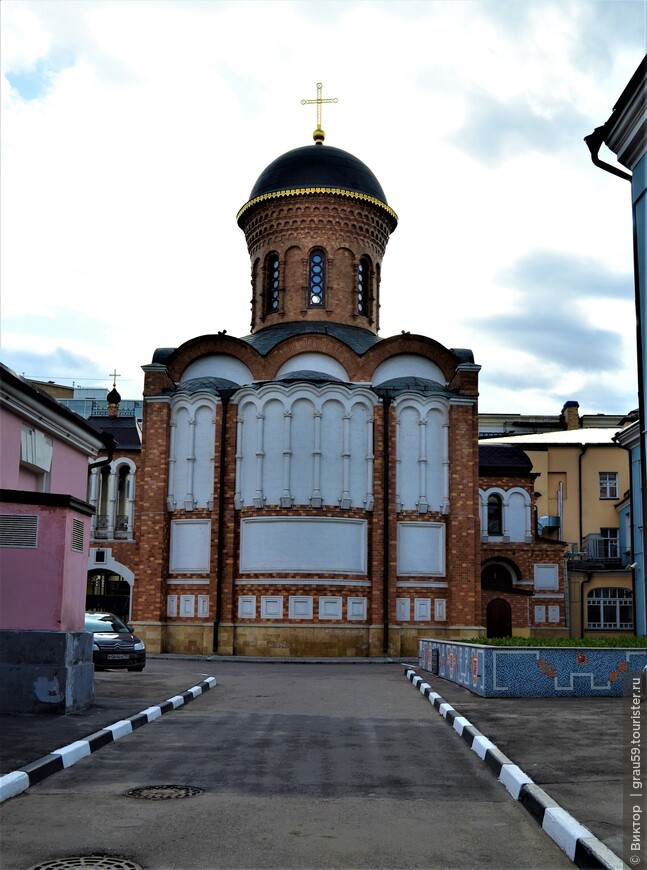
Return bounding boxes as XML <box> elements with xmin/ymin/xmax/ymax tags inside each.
<box><xmin>1</xmin><ymin>0</ymin><xmax>645</xmax><ymax>415</ymax></box>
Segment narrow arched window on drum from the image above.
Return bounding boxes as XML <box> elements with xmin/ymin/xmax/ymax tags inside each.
<box><xmin>309</xmin><ymin>249</ymin><xmax>325</xmax><ymax>307</ymax></box>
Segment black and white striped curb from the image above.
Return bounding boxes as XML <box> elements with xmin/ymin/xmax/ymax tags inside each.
<box><xmin>404</xmin><ymin>667</ymin><xmax>624</xmax><ymax>870</ymax></box>
<box><xmin>0</xmin><ymin>676</ymin><xmax>217</xmax><ymax>804</ymax></box>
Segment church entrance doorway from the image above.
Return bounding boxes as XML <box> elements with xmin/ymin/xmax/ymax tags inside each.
<box><xmin>486</xmin><ymin>598</ymin><xmax>512</xmax><ymax>638</ymax></box>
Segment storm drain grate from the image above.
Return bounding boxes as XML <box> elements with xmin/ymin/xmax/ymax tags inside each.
<box><xmin>124</xmin><ymin>784</ymin><xmax>204</xmax><ymax>800</ymax></box>
<box><xmin>27</xmin><ymin>857</ymin><xmax>142</xmax><ymax>870</ymax></box>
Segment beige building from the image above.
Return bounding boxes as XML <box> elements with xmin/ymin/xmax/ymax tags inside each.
<box><xmin>483</xmin><ymin>414</ymin><xmax>633</xmax><ymax>638</ymax></box>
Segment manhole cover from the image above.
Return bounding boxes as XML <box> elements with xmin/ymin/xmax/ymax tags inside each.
<box><xmin>27</xmin><ymin>857</ymin><xmax>142</xmax><ymax>870</ymax></box>
<box><xmin>124</xmin><ymin>784</ymin><xmax>204</xmax><ymax>800</ymax></box>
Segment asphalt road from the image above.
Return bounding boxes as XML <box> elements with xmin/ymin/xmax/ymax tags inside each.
<box><xmin>1</xmin><ymin>660</ymin><xmax>574</xmax><ymax>869</ymax></box>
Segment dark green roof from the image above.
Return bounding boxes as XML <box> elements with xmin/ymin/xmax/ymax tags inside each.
<box><xmin>240</xmin><ymin>322</ymin><xmax>382</xmax><ymax>355</ymax></box>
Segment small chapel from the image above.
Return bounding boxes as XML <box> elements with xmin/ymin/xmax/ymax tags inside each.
<box><xmin>114</xmin><ymin>87</ymin><xmax>565</xmax><ymax>657</ymax></box>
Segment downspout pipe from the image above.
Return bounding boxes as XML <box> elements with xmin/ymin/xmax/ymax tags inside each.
<box><xmin>375</xmin><ymin>388</ymin><xmax>395</xmax><ymax>656</ymax></box>
<box><xmin>580</xmin><ymin>571</ymin><xmax>593</xmax><ymax>639</ymax></box>
<box><xmin>382</xmin><ymin>394</ymin><xmax>392</xmax><ymax>656</ymax></box>
<box><xmin>578</xmin><ymin>445</ymin><xmax>587</xmax><ymax>552</ymax></box>
<box><xmin>214</xmin><ymin>389</ymin><xmax>235</xmax><ymax>653</ymax></box>
<box><xmin>584</xmin><ymin>124</ymin><xmax>632</xmax><ymax>182</ymax></box>
<box><xmin>88</xmin><ymin>434</ymin><xmax>117</xmax><ymax>469</ymax></box>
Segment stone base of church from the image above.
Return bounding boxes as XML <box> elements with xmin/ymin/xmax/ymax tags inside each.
<box><xmin>131</xmin><ymin>621</ymin><xmax>487</xmax><ymax>658</ymax></box>
<box><xmin>231</xmin><ymin>624</ymin><xmax>373</xmax><ymax>657</ymax></box>
<box><xmin>133</xmin><ymin>621</ymin><xmax>215</xmax><ymax>656</ymax></box>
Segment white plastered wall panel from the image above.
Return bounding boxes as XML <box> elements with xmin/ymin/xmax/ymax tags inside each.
<box><xmin>240</xmin><ymin>517</ymin><xmax>367</xmax><ymax>574</ymax></box>
<box><xmin>291</xmin><ymin>397</ymin><xmax>315</xmax><ymax>505</ymax></box>
<box><xmin>320</xmin><ymin>398</ymin><xmax>344</xmax><ymax>506</ymax></box>
<box><xmin>168</xmin><ymin>396</ymin><xmax>216</xmax><ymax>511</ymax></box>
<box><xmin>397</xmin><ymin>522</ymin><xmax>446</xmax><ymax>576</ymax></box>
<box><xmin>234</xmin><ymin>384</ymin><xmax>377</xmax><ymax>509</ymax></box>
<box><xmin>169</xmin><ymin>519</ymin><xmax>211</xmax><ymax>573</ymax></box>
<box><xmin>507</xmin><ymin>488</ymin><xmax>531</xmax><ymax>542</ymax></box>
<box><xmin>395</xmin><ymin>395</ymin><xmax>449</xmax><ymax>513</ymax></box>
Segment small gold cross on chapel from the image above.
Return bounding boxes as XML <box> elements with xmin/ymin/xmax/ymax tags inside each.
<box><xmin>301</xmin><ymin>82</ymin><xmax>338</xmax><ymax>143</ymax></box>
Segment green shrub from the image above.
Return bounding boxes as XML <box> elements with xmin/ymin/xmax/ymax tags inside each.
<box><xmin>459</xmin><ymin>636</ymin><xmax>647</xmax><ymax>648</ymax></box>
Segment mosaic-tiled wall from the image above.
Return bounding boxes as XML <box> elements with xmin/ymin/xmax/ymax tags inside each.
<box><xmin>419</xmin><ymin>639</ymin><xmax>647</xmax><ymax>697</ymax></box>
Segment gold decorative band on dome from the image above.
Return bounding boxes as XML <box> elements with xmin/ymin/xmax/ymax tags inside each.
<box><xmin>236</xmin><ymin>187</ymin><xmax>399</xmax><ymax>224</ymax></box>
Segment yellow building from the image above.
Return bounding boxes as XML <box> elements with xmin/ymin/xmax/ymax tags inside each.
<box><xmin>483</xmin><ymin>415</ymin><xmax>633</xmax><ymax>638</ymax></box>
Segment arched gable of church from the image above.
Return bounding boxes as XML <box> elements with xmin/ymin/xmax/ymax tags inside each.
<box><xmin>359</xmin><ymin>335</ymin><xmax>465</xmax><ymax>385</ymax></box>
<box><xmin>166</xmin><ymin>336</ymin><xmax>264</xmax><ymax>384</ymax></box>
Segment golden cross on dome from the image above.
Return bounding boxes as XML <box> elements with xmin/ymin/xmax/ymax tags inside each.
<box><xmin>109</xmin><ymin>369</ymin><xmax>121</xmax><ymax>389</ymax></box>
<box><xmin>301</xmin><ymin>82</ymin><xmax>338</xmax><ymax>143</ymax></box>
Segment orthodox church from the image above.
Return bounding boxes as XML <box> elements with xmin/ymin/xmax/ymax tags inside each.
<box><xmin>95</xmin><ymin>90</ymin><xmax>565</xmax><ymax>657</ymax></box>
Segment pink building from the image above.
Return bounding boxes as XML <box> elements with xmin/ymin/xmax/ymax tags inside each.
<box><xmin>0</xmin><ymin>364</ymin><xmax>114</xmax><ymax>713</ymax></box>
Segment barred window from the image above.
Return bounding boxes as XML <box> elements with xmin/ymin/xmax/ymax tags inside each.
<box><xmin>357</xmin><ymin>257</ymin><xmax>369</xmax><ymax>316</ymax></box>
<box><xmin>587</xmin><ymin>587</ymin><xmax>633</xmax><ymax>630</ymax></box>
<box><xmin>265</xmin><ymin>253</ymin><xmax>280</xmax><ymax>314</ymax></box>
<box><xmin>308</xmin><ymin>249</ymin><xmax>325</xmax><ymax>307</ymax></box>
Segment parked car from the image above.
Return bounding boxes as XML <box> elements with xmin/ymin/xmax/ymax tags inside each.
<box><xmin>85</xmin><ymin>611</ymin><xmax>146</xmax><ymax>671</ymax></box>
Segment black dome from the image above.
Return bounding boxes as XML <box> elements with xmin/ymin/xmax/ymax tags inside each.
<box><xmin>248</xmin><ymin>144</ymin><xmax>388</xmax><ymax>203</ymax></box>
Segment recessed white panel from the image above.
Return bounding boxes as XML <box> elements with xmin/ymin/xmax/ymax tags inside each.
<box><xmin>534</xmin><ymin>606</ymin><xmax>546</xmax><ymax>623</ymax></box>
<box><xmin>240</xmin><ymin>518</ymin><xmax>367</xmax><ymax>574</ymax></box>
<box><xmin>534</xmin><ymin>563</ymin><xmax>559</xmax><ymax>591</ymax></box>
<box><xmin>414</xmin><ymin>599</ymin><xmax>431</xmax><ymax>621</ymax></box>
<box><xmin>319</xmin><ymin>597</ymin><xmax>343</xmax><ymax>620</ymax></box>
<box><xmin>261</xmin><ymin>596</ymin><xmax>283</xmax><ymax>619</ymax></box>
<box><xmin>167</xmin><ymin>595</ymin><xmax>178</xmax><ymax>617</ymax></box>
<box><xmin>238</xmin><ymin>595</ymin><xmax>256</xmax><ymax>618</ymax></box>
<box><xmin>347</xmin><ymin>597</ymin><xmax>367</xmax><ymax>620</ymax></box>
<box><xmin>396</xmin><ymin>598</ymin><xmax>411</xmax><ymax>620</ymax></box>
<box><xmin>434</xmin><ymin>599</ymin><xmax>446</xmax><ymax>621</ymax></box>
<box><xmin>197</xmin><ymin>595</ymin><xmax>209</xmax><ymax>618</ymax></box>
<box><xmin>289</xmin><ymin>596</ymin><xmax>314</xmax><ymax>619</ymax></box>
<box><xmin>548</xmin><ymin>606</ymin><xmax>560</xmax><ymax>623</ymax></box>
<box><xmin>508</xmin><ymin>490</ymin><xmax>529</xmax><ymax>542</ymax></box>
<box><xmin>170</xmin><ymin>520</ymin><xmax>211</xmax><ymax>573</ymax></box>
<box><xmin>397</xmin><ymin>522</ymin><xmax>445</xmax><ymax>576</ymax></box>
<box><xmin>180</xmin><ymin>595</ymin><xmax>195</xmax><ymax>617</ymax></box>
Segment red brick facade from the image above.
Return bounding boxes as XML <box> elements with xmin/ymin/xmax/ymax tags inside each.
<box><xmin>88</xmin><ymin>141</ymin><xmax>569</xmax><ymax>656</ymax></box>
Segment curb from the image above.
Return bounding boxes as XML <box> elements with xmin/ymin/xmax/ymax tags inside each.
<box><xmin>0</xmin><ymin>676</ymin><xmax>217</xmax><ymax>804</ymax></box>
<box><xmin>403</xmin><ymin>667</ymin><xmax>625</xmax><ymax>870</ymax></box>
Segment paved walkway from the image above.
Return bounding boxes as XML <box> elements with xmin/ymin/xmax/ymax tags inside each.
<box><xmin>0</xmin><ymin>656</ymin><xmax>633</xmax><ymax>868</ymax></box>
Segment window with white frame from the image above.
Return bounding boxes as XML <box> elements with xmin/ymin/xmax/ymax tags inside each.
<box><xmin>600</xmin><ymin>528</ymin><xmax>619</xmax><ymax>559</ymax></box>
<box><xmin>587</xmin><ymin>587</ymin><xmax>633</xmax><ymax>630</ymax></box>
<box><xmin>599</xmin><ymin>472</ymin><xmax>618</xmax><ymax>499</ymax></box>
